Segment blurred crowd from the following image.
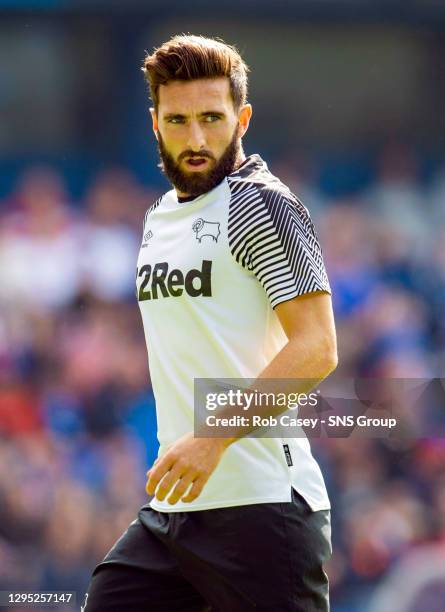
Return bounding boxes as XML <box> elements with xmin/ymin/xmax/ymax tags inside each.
<box><xmin>1</xmin><ymin>142</ymin><xmax>445</xmax><ymax>611</ymax></box>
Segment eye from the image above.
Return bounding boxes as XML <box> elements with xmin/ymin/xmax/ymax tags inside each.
<box><xmin>203</xmin><ymin>115</ymin><xmax>220</xmax><ymax>123</ymax></box>
<box><xmin>167</xmin><ymin>117</ymin><xmax>185</xmax><ymax>124</ymax></box>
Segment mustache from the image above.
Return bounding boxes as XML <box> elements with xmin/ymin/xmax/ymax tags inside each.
<box><xmin>178</xmin><ymin>150</ymin><xmax>215</xmax><ymax>162</ymax></box>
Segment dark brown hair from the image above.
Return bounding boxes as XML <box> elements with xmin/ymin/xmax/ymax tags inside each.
<box><xmin>142</xmin><ymin>34</ymin><xmax>249</xmax><ymax>113</ymax></box>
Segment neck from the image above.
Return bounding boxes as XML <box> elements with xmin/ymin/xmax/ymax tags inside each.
<box><xmin>234</xmin><ymin>147</ymin><xmax>246</xmax><ymax>170</ymax></box>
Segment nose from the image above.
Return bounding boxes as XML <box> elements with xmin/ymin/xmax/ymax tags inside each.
<box><xmin>186</xmin><ymin>121</ymin><xmax>206</xmax><ymax>151</ymax></box>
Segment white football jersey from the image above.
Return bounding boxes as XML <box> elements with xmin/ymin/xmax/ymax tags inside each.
<box><xmin>136</xmin><ymin>154</ymin><xmax>332</xmax><ymax>512</ymax></box>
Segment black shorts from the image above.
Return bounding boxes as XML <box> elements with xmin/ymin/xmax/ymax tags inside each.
<box><xmin>82</xmin><ymin>489</ymin><xmax>332</xmax><ymax>612</ymax></box>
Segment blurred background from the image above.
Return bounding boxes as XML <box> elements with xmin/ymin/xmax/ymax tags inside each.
<box><xmin>1</xmin><ymin>1</ymin><xmax>445</xmax><ymax>611</ymax></box>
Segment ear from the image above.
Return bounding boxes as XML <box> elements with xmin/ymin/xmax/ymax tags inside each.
<box><xmin>150</xmin><ymin>107</ymin><xmax>159</xmax><ymax>141</ymax></box>
<box><xmin>238</xmin><ymin>103</ymin><xmax>252</xmax><ymax>138</ymax></box>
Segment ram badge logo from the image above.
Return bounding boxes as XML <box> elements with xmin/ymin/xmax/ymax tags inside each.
<box><xmin>192</xmin><ymin>218</ymin><xmax>221</xmax><ymax>243</ymax></box>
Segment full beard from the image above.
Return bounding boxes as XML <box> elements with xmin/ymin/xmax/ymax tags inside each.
<box><xmin>157</xmin><ymin>128</ymin><xmax>241</xmax><ymax>198</ymax></box>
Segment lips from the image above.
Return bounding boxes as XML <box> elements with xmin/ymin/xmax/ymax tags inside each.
<box><xmin>186</xmin><ymin>158</ymin><xmax>208</xmax><ymax>167</ymax></box>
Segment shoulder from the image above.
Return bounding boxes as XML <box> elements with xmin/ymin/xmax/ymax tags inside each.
<box><xmin>227</xmin><ymin>155</ymin><xmax>312</xmax><ymax>229</ymax></box>
<box><xmin>142</xmin><ymin>193</ymin><xmax>167</xmax><ymax>229</ymax></box>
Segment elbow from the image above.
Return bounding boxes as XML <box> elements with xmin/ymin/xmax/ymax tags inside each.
<box><xmin>321</xmin><ymin>335</ymin><xmax>338</xmax><ymax>376</ymax></box>
<box><xmin>326</xmin><ymin>348</ymin><xmax>338</xmax><ymax>375</ymax></box>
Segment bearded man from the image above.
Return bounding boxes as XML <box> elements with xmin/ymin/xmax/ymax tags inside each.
<box><xmin>83</xmin><ymin>34</ymin><xmax>337</xmax><ymax>612</ymax></box>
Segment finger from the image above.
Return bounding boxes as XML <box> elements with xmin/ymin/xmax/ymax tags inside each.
<box><xmin>181</xmin><ymin>476</ymin><xmax>207</xmax><ymax>503</ymax></box>
<box><xmin>146</xmin><ymin>456</ymin><xmax>161</xmax><ymax>477</ymax></box>
<box><xmin>166</xmin><ymin>473</ymin><xmax>196</xmax><ymax>506</ymax></box>
<box><xmin>152</xmin><ymin>464</ymin><xmax>187</xmax><ymax>501</ymax></box>
<box><xmin>146</xmin><ymin>455</ymin><xmax>176</xmax><ymax>496</ymax></box>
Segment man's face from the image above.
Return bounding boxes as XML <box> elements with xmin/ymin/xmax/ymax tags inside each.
<box><xmin>151</xmin><ymin>77</ymin><xmax>251</xmax><ymax>197</ymax></box>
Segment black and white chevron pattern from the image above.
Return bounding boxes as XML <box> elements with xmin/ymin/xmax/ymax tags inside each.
<box><xmin>143</xmin><ymin>197</ymin><xmax>162</xmax><ymax>232</ymax></box>
<box><xmin>227</xmin><ymin>158</ymin><xmax>330</xmax><ymax>308</ymax></box>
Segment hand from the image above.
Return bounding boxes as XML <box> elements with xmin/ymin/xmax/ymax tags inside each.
<box><xmin>145</xmin><ymin>432</ymin><xmax>231</xmax><ymax>505</ymax></box>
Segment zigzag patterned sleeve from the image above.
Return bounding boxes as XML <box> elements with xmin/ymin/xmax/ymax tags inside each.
<box><xmin>142</xmin><ymin>197</ymin><xmax>162</xmax><ymax>236</ymax></box>
<box><xmin>228</xmin><ymin>184</ymin><xmax>331</xmax><ymax>308</ymax></box>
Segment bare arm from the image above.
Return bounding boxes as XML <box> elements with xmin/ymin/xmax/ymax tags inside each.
<box><xmin>259</xmin><ymin>290</ymin><xmax>337</xmax><ymax>380</ymax></box>
<box><xmin>146</xmin><ymin>290</ymin><xmax>337</xmax><ymax>505</ymax></box>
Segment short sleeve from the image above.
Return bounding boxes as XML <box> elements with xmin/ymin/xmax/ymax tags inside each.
<box><xmin>228</xmin><ymin>186</ymin><xmax>331</xmax><ymax>309</ymax></box>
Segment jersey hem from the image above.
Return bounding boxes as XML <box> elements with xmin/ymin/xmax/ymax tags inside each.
<box><xmin>149</xmin><ymin>493</ymin><xmax>331</xmax><ymax>513</ymax></box>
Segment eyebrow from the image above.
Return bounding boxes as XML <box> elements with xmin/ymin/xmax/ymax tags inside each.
<box><xmin>162</xmin><ymin>111</ymin><xmax>226</xmax><ymax>120</ymax></box>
